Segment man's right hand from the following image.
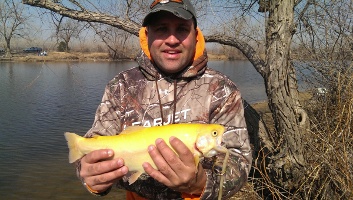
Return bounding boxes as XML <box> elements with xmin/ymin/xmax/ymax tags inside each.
<box><xmin>79</xmin><ymin>149</ymin><xmax>129</xmax><ymax>193</ymax></box>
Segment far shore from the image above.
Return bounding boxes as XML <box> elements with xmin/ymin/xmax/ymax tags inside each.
<box><xmin>0</xmin><ymin>51</ymin><xmax>118</xmax><ymax>62</ymax></box>
<box><xmin>0</xmin><ymin>51</ymin><xmax>245</xmax><ymax>62</ymax></box>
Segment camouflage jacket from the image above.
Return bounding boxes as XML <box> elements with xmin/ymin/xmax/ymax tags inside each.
<box><xmin>77</xmin><ymin>50</ymin><xmax>252</xmax><ymax>199</ymax></box>
<box><xmin>78</xmin><ymin>28</ymin><xmax>252</xmax><ymax>199</ymax></box>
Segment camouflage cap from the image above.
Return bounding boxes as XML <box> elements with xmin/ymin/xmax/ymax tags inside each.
<box><xmin>142</xmin><ymin>0</ymin><xmax>197</xmax><ymax>27</ymax></box>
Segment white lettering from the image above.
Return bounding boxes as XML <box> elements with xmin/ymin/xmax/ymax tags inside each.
<box><xmin>143</xmin><ymin>120</ymin><xmax>152</xmax><ymax>127</ymax></box>
<box><xmin>180</xmin><ymin>109</ymin><xmax>191</xmax><ymax>119</ymax></box>
<box><xmin>164</xmin><ymin>114</ymin><xmax>171</xmax><ymax>125</ymax></box>
<box><xmin>132</xmin><ymin>108</ymin><xmax>192</xmax><ymax>128</ymax></box>
<box><xmin>174</xmin><ymin>112</ymin><xmax>180</xmax><ymax>123</ymax></box>
<box><xmin>153</xmin><ymin>118</ymin><xmax>163</xmax><ymax>126</ymax></box>
<box><xmin>132</xmin><ymin>122</ymin><xmax>141</xmax><ymax>126</ymax></box>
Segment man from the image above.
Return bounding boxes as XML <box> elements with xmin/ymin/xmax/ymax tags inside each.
<box><xmin>75</xmin><ymin>0</ymin><xmax>252</xmax><ymax>199</ymax></box>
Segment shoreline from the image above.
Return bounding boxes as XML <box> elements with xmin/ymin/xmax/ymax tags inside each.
<box><xmin>0</xmin><ymin>51</ymin><xmax>246</xmax><ymax>62</ymax></box>
<box><xmin>0</xmin><ymin>52</ymin><xmax>119</xmax><ymax>62</ymax></box>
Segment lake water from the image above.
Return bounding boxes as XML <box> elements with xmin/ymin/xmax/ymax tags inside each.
<box><xmin>0</xmin><ymin>60</ymin><xmax>266</xmax><ymax>199</ymax></box>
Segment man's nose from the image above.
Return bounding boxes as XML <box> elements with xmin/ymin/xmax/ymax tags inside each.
<box><xmin>165</xmin><ymin>33</ymin><xmax>180</xmax><ymax>45</ymax></box>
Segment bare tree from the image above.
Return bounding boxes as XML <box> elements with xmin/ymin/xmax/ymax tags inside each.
<box><xmin>295</xmin><ymin>0</ymin><xmax>353</xmax><ymax>89</ymax></box>
<box><xmin>88</xmin><ymin>22</ymin><xmax>137</xmax><ymax>59</ymax></box>
<box><xmin>49</xmin><ymin>13</ymin><xmax>87</xmax><ymax>52</ymax></box>
<box><xmin>0</xmin><ymin>0</ymin><xmax>30</xmax><ymax>57</ymax></box>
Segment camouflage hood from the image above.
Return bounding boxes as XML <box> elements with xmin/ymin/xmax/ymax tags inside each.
<box><xmin>137</xmin><ymin>27</ymin><xmax>208</xmax><ymax>81</ymax></box>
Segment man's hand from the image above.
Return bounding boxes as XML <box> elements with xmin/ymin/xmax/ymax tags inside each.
<box><xmin>143</xmin><ymin>136</ymin><xmax>206</xmax><ymax>195</ymax></box>
<box><xmin>79</xmin><ymin>149</ymin><xmax>129</xmax><ymax>193</ymax></box>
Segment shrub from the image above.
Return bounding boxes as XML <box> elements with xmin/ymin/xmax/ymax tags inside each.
<box><xmin>57</xmin><ymin>41</ymin><xmax>69</xmax><ymax>52</ymax></box>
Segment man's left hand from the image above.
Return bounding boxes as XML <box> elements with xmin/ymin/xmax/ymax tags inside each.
<box><xmin>142</xmin><ymin>136</ymin><xmax>206</xmax><ymax>195</ymax></box>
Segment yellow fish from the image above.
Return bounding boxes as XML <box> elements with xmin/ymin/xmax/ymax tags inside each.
<box><xmin>64</xmin><ymin>123</ymin><xmax>226</xmax><ymax>185</ymax></box>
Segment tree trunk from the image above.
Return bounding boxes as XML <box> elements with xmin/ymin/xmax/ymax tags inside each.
<box><xmin>5</xmin><ymin>38</ymin><xmax>12</xmax><ymax>58</ymax></box>
<box><xmin>264</xmin><ymin>0</ymin><xmax>307</xmax><ymax>192</ymax></box>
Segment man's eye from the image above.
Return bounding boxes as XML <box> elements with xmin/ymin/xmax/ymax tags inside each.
<box><xmin>155</xmin><ymin>27</ymin><xmax>167</xmax><ymax>32</ymax></box>
<box><xmin>178</xmin><ymin>27</ymin><xmax>189</xmax><ymax>32</ymax></box>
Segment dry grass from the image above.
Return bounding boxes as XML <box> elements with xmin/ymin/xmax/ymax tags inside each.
<box><xmin>245</xmin><ymin>72</ymin><xmax>353</xmax><ymax>199</ymax></box>
<box><xmin>0</xmin><ymin>51</ymin><xmax>114</xmax><ymax>62</ymax></box>
<box><xmin>300</xmin><ymin>77</ymin><xmax>353</xmax><ymax>199</ymax></box>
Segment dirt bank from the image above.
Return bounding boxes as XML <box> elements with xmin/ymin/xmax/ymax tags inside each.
<box><xmin>0</xmin><ymin>52</ymin><xmax>115</xmax><ymax>62</ymax></box>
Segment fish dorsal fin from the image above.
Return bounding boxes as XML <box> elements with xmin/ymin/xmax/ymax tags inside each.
<box><xmin>121</xmin><ymin>126</ymin><xmax>146</xmax><ymax>135</ymax></box>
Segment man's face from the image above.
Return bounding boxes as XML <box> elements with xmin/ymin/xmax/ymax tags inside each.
<box><xmin>147</xmin><ymin>12</ymin><xmax>197</xmax><ymax>74</ymax></box>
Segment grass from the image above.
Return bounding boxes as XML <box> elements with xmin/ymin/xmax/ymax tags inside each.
<box><xmin>300</xmin><ymin>80</ymin><xmax>353</xmax><ymax>199</ymax></box>
<box><xmin>242</xmin><ymin>71</ymin><xmax>353</xmax><ymax>199</ymax></box>
<box><xmin>0</xmin><ymin>51</ymin><xmax>114</xmax><ymax>62</ymax></box>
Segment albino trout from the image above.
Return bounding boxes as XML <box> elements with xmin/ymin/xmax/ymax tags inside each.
<box><xmin>64</xmin><ymin>123</ymin><xmax>226</xmax><ymax>185</ymax></box>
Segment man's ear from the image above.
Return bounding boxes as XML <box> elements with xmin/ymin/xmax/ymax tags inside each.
<box><xmin>145</xmin><ymin>27</ymin><xmax>149</xmax><ymax>45</ymax></box>
<box><xmin>195</xmin><ymin>28</ymin><xmax>198</xmax><ymax>42</ymax></box>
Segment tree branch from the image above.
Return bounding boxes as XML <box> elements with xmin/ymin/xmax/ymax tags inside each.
<box><xmin>205</xmin><ymin>34</ymin><xmax>266</xmax><ymax>77</ymax></box>
<box><xmin>22</xmin><ymin>0</ymin><xmax>140</xmax><ymax>36</ymax></box>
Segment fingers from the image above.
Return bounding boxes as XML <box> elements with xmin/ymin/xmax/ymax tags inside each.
<box><xmin>84</xmin><ymin>161</ymin><xmax>128</xmax><ymax>192</ymax></box>
<box><xmin>142</xmin><ymin>144</ymin><xmax>175</xmax><ymax>185</ymax></box>
<box><xmin>169</xmin><ymin>136</ymin><xmax>195</xmax><ymax>166</ymax></box>
<box><xmin>154</xmin><ymin>138</ymin><xmax>183</xmax><ymax>175</ymax></box>
<box><xmin>83</xmin><ymin>149</ymin><xmax>113</xmax><ymax>164</ymax></box>
<box><xmin>80</xmin><ymin>149</ymin><xmax>128</xmax><ymax>193</ymax></box>
<box><xmin>143</xmin><ymin>137</ymin><xmax>198</xmax><ymax>192</ymax></box>
<box><xmin>81</xmin><ymin>149</ymin><xmax>117</xmax><ymax>177</ymax></box>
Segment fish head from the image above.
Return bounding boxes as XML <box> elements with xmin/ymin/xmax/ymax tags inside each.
<box><xmin>195</xmin><ymin>124</ymin><xmax>225</xmax><ymax>158</ymax></box>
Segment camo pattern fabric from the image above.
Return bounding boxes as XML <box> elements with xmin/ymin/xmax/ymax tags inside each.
<box><xmin>78</xmin><ymin>51</ymin><xmax>252</xmax><ymax>200</ymax></box>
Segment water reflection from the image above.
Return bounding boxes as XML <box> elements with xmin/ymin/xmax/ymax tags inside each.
<box><xmin>209</xmin><ymin>60</ymin><xmax>266</xmax><ymax>103</ymax></box>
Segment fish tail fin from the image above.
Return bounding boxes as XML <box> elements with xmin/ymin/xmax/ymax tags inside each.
<box><xmin>64</xmin><ymin>132</ymin><xmax>85</xmax><ymax>163</ymax></box>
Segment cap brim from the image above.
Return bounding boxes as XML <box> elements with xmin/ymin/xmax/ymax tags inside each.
<box><xmin>142</xmin><ymin>7</ymin><xmax>193</xmax><ymax>26</ymax></box>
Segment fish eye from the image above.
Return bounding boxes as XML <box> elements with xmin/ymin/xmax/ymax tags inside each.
<box><xmin>212</xmin><ymin>131</ymin><xmax>218</xmax><ymax>137</ymax></box>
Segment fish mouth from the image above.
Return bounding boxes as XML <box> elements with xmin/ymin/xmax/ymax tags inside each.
<box><xmin>194</xmin><ymin>143</ymin><xmax>202</xmax><ymax>153</ymax></box>
<box><xmin>195</xmin><ymin>143</ymin><xmax>218</xmax><ymax>158</ymax></box>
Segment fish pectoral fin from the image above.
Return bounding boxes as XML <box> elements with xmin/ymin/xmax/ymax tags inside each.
<box><xmin>128</xmin><ymin>171</ymin><xmax>143</xmax><ymax>185</ymax></box>
<box><xmin>193</xmin><ymin>155</ymin><xmax>200</xmax><ymax>173</ymax></box>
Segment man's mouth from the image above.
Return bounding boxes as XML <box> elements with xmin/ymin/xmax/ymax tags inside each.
<box><xmin>165</xmin><ymin>50</ymin><xmax>178</xmax><ymax>54</ymax></box>
<box><xmin>163</xmin><ymin>49</ymin><xmax>181</xmax><ymax>54</ymax></box>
